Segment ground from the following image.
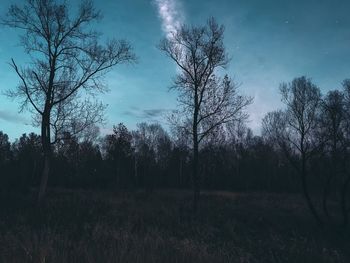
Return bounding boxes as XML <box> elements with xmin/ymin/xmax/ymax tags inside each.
<box><xmin>0</xmin><ymin>189</ymin><xmax>349</xmax><ymax>263</ymax></box>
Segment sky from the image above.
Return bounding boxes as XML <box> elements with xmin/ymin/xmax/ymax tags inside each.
<box><xmin>0</xmin><ymin>0</ymin><xmax>349</xmax><ymax>140</ymax></box>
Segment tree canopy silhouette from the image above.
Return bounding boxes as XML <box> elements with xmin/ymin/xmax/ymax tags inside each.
<box><xmin>159</xmin><ymin>18</ymin><xmax>252</xmax><ymax>211</ymax></box>
<box><xmin>2</xmin><ymin>0</ymin><xmax>136</xmax><ymax>203</ymax></box>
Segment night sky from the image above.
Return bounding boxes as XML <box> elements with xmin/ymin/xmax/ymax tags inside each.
<box><xmin>0</xmin><ymin>0</ymin><xmax>349</xmax><ymax>140</ymax></box>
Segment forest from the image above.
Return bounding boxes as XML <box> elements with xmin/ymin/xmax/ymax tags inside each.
<box><xmin>0</xmin><ymin>0</ymin><xmax>350</xmax><ymax>262</ymax></box>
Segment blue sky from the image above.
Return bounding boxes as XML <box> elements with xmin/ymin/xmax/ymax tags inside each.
<box><xmin>0</xmin><ymin>0</ymin><xmax>350</xmax><ymax>140</ymax></box>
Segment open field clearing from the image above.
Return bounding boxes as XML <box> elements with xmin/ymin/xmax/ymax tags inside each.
<box><xmin>0</xmin><ymin>190</ymin><xmax>349</xmax><ymax>263</ymax></box>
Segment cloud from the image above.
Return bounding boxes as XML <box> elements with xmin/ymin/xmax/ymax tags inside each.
<box><xmin>154</xmin><ymin>0</ymin><xmax>184</xmax><ymax>39</ymax></box>
<box><xmin>123</xmin><ymin>108</ymin><xmax>171</xmax><ymax>120</ymax></box>
<box><xmin>143</xmin><ymin>109</ymin><xmax>168</xmax><ymax>118</ymax></box>
<box><xmin>0</xmin><ymin>110</ymin><xmax>29</xmax><ymax>124</ymax></box>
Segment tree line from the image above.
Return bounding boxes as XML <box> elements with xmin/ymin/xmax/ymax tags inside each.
<box><xmin>0</xmin><ymin>121</ymin><xmax>295</xmax><ymax>193</ymax></box>
<box><xmin>1</xmin><ymin>77</ymin><xmax>350</xmax><ymax>225</ymax></box>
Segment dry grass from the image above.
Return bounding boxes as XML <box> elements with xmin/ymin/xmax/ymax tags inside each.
<box><xmin>0</xmin><ymin>189</ymin><xmax>349</xmax><ymax>262</ymax></box>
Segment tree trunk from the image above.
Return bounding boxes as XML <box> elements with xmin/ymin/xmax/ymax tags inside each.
<box><xmin>341</xmin><ymin>175</ymin><xmax>350</xmax><ymax>227</ymax></box>
<box><xmin>38</xmin><ymin>153</ymin><xmax>50</xmax><ymax>204</ymax></box>
<box><xmin>179</xmin><ymin>157</ymin><xmax>183</xmax><ymax>188</ymax></box>
<box><xmin>322</xmin><ymin>173</ymin><xmax>332</xmax><ymax>221</ymax></box>
<box><xmin>192</xmin><ymin>99</ymin><xmax>200</xmax><ymax>213</ymax></box>
<box><xmin>116</xmin><ymin>156</ymin><xmax>121</xmax><ymax>189</ymax></box>
<box><xmin>38</xmin><ymin>112</ymin><xmax>51</xmax><ymax>205</ymax></box>
<box><xmin>38</xmin><ymin>58</ymin><xmax>54</xmax><ymax>204</ymax></box>
<box><xmin>322</xmin><ymin>142</ymin><xmax>337</xmax><ymax>223</ymax></box>
<box><xmin>301</xmin><ymin>154</ymin><xmax>322</xmax><ymax>225</ymax></box>
<box><xmin>134</xmin><ymin>156</ymin><xmax>138</xmax><ymax>187</ymax></box>
<box><xmin>193</xmin><ymin>139</ymin><xmax>199</xmax><ymax>212</ymax></box>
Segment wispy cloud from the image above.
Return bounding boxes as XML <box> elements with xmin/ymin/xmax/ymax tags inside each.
<box><xmin>0</xmin><ymin>110</ymin><xmax>29</xmax><ymax>124</ymax></box>
<box><xmin>123</xmin><ymin>107</ymin><xmax>171</xmax><ymax>120</ymax></box>
<box><xmin>154</xmin><ymin>0</ymin><xmax>184</xmax><ymax>39</ymax></box>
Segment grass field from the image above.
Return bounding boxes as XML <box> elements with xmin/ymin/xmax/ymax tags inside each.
<box><xmin>0</xmin><ymin>189</ymin><xmax>349</xmax><ymax>262</ymax></box>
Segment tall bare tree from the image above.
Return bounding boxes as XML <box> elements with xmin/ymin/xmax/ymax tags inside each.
<box><xmin>159</xmin><ymin>18</ymin><xmax>252</xmax><ymax>211</ymax></box>
<box><xmin>341</xmin><ymin>79</ymin><xmax>350</xmax><ymax>226</ymax></box>
<box><xmin>263</xmin><ymin>76</ymin><xmax>322</xmax><ymax>224</ymax></box>
<box><xmin>319</xmin><ymin>90</ymin><xmax>346</xmax><ymax>222</ymax></box>
<box><xmin>2</xmin><ymin>0</ymin><xmax>136</xmax><ymax>203</ymax></box>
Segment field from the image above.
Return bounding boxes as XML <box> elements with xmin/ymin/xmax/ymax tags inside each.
<box><xmin>0</xmin><ymin>189</ymin><xmax>349</xmax><ymax>263</ymax></box>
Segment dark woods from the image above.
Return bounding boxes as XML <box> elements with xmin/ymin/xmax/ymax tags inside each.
<box><xmin>1</xmin><ymin>123</ymin><xmax>281</xmax><ymax>193</ymax></box>
<box><xmin>262</xmin><ymin>78</ymin><xmax>350</xmax><ymax>226</ymax></box>
<box><xmin>1</xmin><ymin>80</ymin><xmax>350</xmax><ymax>226</ymax></box>
<box><xmin>0</xmin><ymin>0</ymin><xmax>349</xmax><ymax>230</ymax></box>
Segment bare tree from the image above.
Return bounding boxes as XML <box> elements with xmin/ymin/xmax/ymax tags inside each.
<box><xmin>262</xmin><ymin>110</ymin><xmax>289</xmax><ymax>155</ymax></box>
<box><xmin>263</xmin><ymin>77</ymin><xmax>323</xmax><ymax>224</ymax></box>
<box><xmin>341</xmin><ymin>79</ymin><xmax>350</xmax><ymax>226</ymax></box>
<box><xmin>2</xmin><ymin>0</ymin><xmax>136</xmax><ymax>203</ymax></box>
<box><xmin>104</xmin><ymin>123</ymin><xmax>133</xmax><ymax>189</ymax></box>
<box><xmin>319</xmin><ymin>90</ymin><xmax>346</xmax><ymax>222</ymax></box>
<box><xmin>269</xmin><ymin>77</ymin><xmax>322</xmax><ymax>224</ymax></box>
<box><xmin>159</xmin><ymin>18</ymin><xmax>252</xmax><ymax>211</ymax></box>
